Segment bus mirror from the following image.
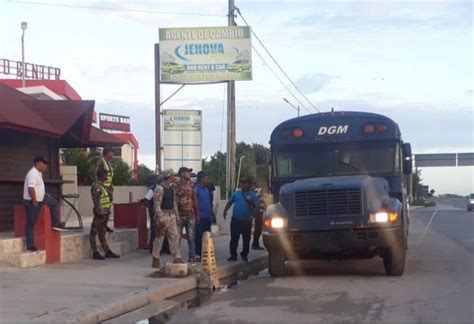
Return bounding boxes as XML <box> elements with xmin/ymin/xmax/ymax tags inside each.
<box><xmin>402</xmin><ymin>143</ymin><xmax>412</xmax><ymax>175</ymax></box>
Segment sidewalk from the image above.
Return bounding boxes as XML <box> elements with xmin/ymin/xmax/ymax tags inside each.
<box><xmin>0</xmin><ymin>234</ymin><xmax>268</xmax><ymax>323</ymax></box>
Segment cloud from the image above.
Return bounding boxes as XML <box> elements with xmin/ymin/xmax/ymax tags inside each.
<box><xmin>286</xmin><ymin>1</ymin><xmax>472</xmax><ymax>32</ymax></box>
<box><xmin>295</xmin><ymin>73</ymin><xmax>337</xmax><ymax>94</ymax></box>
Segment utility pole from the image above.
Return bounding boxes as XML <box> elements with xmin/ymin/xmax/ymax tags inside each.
<box><xmin>154</xmin><ymin>43</ymin><xmax>162</xmax><ymax>173</ymax></box>
<box><xmin>226</xmin><ymin>0</ymin><xmax>236</xmax><ymax>197</ymax></box>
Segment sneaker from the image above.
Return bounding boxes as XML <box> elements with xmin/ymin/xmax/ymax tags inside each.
<box><xmin>26</xmin><ymin>246</ymin><xmax>38</xmax><ymax>252</ymax></box>
<box><xmin>227</xmin><ymin>256</ymin><xmax>238</xmax><ymax>262</ymax></box>
<box><xmin>105</xmin><ymin>250</ymin><xmax>120</xmax><ymax>258</ymax></box>
<box><xmin>52</xmin><ymin>222</ymin><xmax>67</xmax><ymax>232</ymax></box>
<box><xmin>93</xmin><ymin>251</ymin><xmax>106</xmax><ymax>260</ymax></box>
<box><xmin>106</xmin><ymin>227</ymin><xmax>114</xmax><ymax>233</ymax></box>
<box><xmin>188</xmin><ymin>257</ymin><xmax>196</xmax><ymax>264</ymax></box>
<box><xmin>252</xmin><ymin>245</ymin><xmax>265</xmax><ymax>251</ymax></box>
<box><xmin>241</xmin><ymin>255</ymin><xmax>249</xmax><ymax>262</ymax></box>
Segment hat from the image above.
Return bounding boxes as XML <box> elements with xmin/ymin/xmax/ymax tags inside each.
<box><xmin>161</xmin><ymin>169</ymin><xmax>176</xmax><ymax>179</ymax></box>
<box><xmin>178</xmin><ymin>167</ymin><xmax>193</xmax><ymax>175</ymax></box>
<box><xmin>239</xmin><ymin>178</ymin><xmax>251</xmax><ymax>184</ymax></box>
<box><xmin>33</xmin><ymin>156</ymin><xmax>49</xmax><ymax>165</ymax></box>
<box><xmin>197</xmin><ymin>171</ymin><xmax>208</xmax><ymax>182</ymax></box>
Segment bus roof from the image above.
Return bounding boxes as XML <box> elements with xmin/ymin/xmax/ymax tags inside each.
<box><xmin>270</xmin><ymin>111</ymin><xmax>401</xmax><ymax>145</ymax></box>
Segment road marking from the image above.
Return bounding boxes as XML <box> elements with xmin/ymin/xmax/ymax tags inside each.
<box><xmin>417</xmin><ymin>210</ymin><xmax>438</xmax><ymax>246</ymax></box>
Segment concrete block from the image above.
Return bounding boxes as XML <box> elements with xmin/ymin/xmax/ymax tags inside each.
<box><xmin>163</xmin><ymin>263</ymin><xmax>188</xmax><ymax>278</ymax></box>
<box><xmin>18</xmin><ymin>250</ymin><xmax>46</xmax><ymax>268</ymax></box>
<box><xmin>0</xmin><ymin>238</ymin><xmax>24</xmax><ymax>256</ymax></box>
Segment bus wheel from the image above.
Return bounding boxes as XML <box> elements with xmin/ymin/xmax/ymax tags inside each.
<box><xmin>268</xmin><ymin>252</ymin><xmax>285</xmax><ymax>277</ymax></box>
<box><xmin>383</xmin><ymin>236</ymin><xmax>407</xmax><ymax>276</ymax></box>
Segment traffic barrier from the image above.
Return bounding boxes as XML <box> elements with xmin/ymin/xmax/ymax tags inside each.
<box><xmin>198</xmin><ymin>231</ymin><xmax>221</xmax><ymax>290</ymax></box>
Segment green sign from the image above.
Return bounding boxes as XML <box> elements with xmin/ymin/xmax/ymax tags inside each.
<box><xmin>159</xmin><ymin>26</ymin><xmax>252</xmax><ymax>83</ymax></box>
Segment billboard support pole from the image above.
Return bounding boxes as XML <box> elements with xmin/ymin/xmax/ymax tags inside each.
<box><xmin>154</xmin><ymin>43</ymin><xmax>162</xmax><ymax>173</ymax></box>
<box><xmin>226</xmin><ymin>0</ymin><xmax>237</xmax><ymax>198</ymax></box>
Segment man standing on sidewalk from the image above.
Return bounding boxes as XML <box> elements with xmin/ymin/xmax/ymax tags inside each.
<box><xmin>95</xmin><ymin>148</ymin><xmax>115</xmax><ymax>233</ymax></box>
<box><xmin>176</xmin><ymin>167</ymin><xmax>199</xmax><ymax>263</ymax></box>
<box><xmin>223</xmin><ymin>178</ymin><xmax>259</xmax><ymax>262</ymax></box>
<box><xmin>23</xmin><ymin>156</ymin><xmax>66</xmax><ymax>252</ymax></box>
<box><xmin>251</xmin><ymin>187</ymin><xmax>265</xmax><ymax>251</ymax></box>
<box><xmin>152</xmin><ymin>169</ymin><xmax>184</xmax><ymax>268</ymax></box>
<box><xmin>195</xmin><ymin>171</ymin><xmax>213</xmax><ymax>261</ymax></box>
<box><xmin>90</xmin><ymin>169</ymin><xmax>120</xmax><ymax>260</ymax></box>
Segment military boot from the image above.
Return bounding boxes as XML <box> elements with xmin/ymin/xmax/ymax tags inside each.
<box><xmin>152</xmin><ymin>257</ymin><xmax>161</xmax><ymax>268</ymax></box>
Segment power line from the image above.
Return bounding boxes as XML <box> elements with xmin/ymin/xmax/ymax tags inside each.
<box><xmin>6</xmin><ymin>0</ymin><xmax>224</xmax><ymax>17</ymax></box>
<box><xmin>252</xmin><ymin>44</ymin><xmax>312</xmax><ymax>114</ymax></box>
<box><xmin>236</xmin><ymin>8</ymin><xmax>320</xmax><ymax>112</ymax></box>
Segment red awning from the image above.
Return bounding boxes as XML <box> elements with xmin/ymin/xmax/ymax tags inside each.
<box><xmin>0</xmin><ymin>84</ymin><xmax>124</xmax><ymax>147</ymax></box>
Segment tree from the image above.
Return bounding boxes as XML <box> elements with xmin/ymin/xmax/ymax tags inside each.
<box><xmin>62</xmin><ymin>148</ymin><xmax>133</xmax><ymax>186</ymax></box>
<box><xmin>133</xmin><ymin>164</ymin><xmax>155</xmax><ymax>186</ymax></box>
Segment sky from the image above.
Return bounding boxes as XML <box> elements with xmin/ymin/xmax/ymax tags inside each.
<box><xmin>0</xmin><ymin>0</ymin><xmax>473</xmax><ymax>194</ymax></box>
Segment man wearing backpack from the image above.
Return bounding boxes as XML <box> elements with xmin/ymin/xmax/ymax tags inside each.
<box><xmin>223</xmin><ymin>178</ymin><xmax>259</xmax><ymax>262</ymax></box>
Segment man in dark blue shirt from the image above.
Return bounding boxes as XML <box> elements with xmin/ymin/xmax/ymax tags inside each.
<box><xmin>194</xmin><ymin>171</ymin><xmax>213</xmax><ymax>261</ymax></box>
<box><xmin>223</xmin><ymin>178</ymin><xmax>259</xmax><ymax>262</ymax></box>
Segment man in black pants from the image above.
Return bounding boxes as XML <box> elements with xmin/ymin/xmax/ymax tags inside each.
<box><xmin>223</xmin><ymin>178</ymin><xmax>259</xmax><ymax>262</ymax></box>
<box><xmin>251</xmin><ymin>188</ymin><xmax>265</xmax><ymax>250</ymax></box>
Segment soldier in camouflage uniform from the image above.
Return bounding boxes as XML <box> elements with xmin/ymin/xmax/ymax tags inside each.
<box><xmin>176</xmin><ymin>167</ymin><xmax>199</xmax><ymax>263</ymax></box>
<box><xmin>95</xmin><ymin>148</ymin><xmax>115</xmax><ymax>233</ymax></box>
<box><xmin>90</xmin><ymin>169</ymin><xmax>120</xmax><ymax>260</ymax></box>
<box><xmin>152</xmin><ymin>169</ymin><xmax>184</xmax><ymax>268</ymax></box>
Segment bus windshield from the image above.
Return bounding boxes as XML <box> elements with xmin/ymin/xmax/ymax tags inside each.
<box><xmin>273</xmin><ymin>141</ymin><xmax>400</xmax><ymax>178</ymax></box>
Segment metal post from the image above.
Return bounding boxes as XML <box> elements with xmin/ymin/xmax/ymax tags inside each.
<box><xmin>21</xmin><ymin>22</ymin><xmax>27</xmax><ymax>88</ymax></box>
<box><xmin>154</xmin><ymin>44</ymin><xmax>162</xmax><ymax>173</ymax></box>
<box><xmin>237</xmin><ymin>156</ymin><xmax>244</xmax><ymax>185</ymax></box>
<box><xmin>297</xmin><ymin>106</ymin><xmax>300</xmax><ymax>117</ymax></box>
<box><xmin>227</xmin><ymin>0</ymin><xmax>237</xmax><ymax>197</ymax></box>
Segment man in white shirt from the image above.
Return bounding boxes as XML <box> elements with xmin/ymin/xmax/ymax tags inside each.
<box><xmin>23</xmin><ymin>156</ymin><xmax>66</xmax><ymax>252</ymax></box>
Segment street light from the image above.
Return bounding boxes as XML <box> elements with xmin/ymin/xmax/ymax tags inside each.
<box><xmin>21</xmin><ymin>21</ymin><xmax>28</xmax><ymax>88</ymax></box>
<box><xmin>282</xmin><ymin>97</ymin><xmax>300</xmax><ymax>117</ymax></box>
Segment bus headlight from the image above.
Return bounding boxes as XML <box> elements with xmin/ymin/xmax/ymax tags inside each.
<box><xmin>370</xmin><ymin>211</ymin><xmax>398</xmax><ymax>223</ymax></box>
<box><xmin>270</xmin><ymin>217</ymin><xmax>287</xmax><ymax>229</ymax></box>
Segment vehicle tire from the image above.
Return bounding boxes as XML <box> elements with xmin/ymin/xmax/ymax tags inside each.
<box><xmin>268</xmin><ymin>252</ymin><xmax>285</xmax><ymax>277</ymax></box>
<box><xmin>383</xmin><ymin>236</ymin><xmax>407</xmax><ymax>276</ymax></box>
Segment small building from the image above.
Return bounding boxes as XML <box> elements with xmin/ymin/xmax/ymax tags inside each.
<box><xmin>0</xmin><ymin>84</ymin><xmax>123</xmax><ymax>231</ymax></box>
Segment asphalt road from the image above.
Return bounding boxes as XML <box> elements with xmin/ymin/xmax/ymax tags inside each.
<box><xmin>170</xmin><ymin>203</ymin><xmax>474</xmax><ymax>323</ymax></box>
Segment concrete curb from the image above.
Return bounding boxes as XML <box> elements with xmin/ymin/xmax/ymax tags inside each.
<box><xmin>67</xmin><ymin>254</ymin><xmax>268</xmax><ymax>323</ymax></box>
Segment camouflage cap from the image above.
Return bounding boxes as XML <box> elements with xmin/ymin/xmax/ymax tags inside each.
<box><xmin>161</xmin><ymin>169</ymin><xmax>176</xmax><ymax>179</ymax></box>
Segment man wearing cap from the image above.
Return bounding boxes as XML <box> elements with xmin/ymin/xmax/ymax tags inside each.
<box><xmin>23</xmin><ymin>156</ymin><xmax>66</xmax><ymax>252</ymax></box>
<box><xmin>194</xmin><ymin>171</ymin><xmax>213</xmax><ymax>261</ymax></box>
<box><xmin>223</xmin><ymin>178</ymin><xmax>259</xmax><ymax>262</ymax></box>
<box><xmin>176</xmin><ymin>167</ymin><xmax>199</xmax><ymax>263</ymax></box>
<box><xmin>152</xmin><ymin>169</ymin><xmax>183</xmax><ymax>268</ymax></box>
<box><xmin>95</xmin><ymin>147</ymin><xmax>115</xmax><ymax>233</ymax></box>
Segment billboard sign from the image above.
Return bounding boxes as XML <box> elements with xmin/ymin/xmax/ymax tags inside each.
<box><xmin>414</xmin><ymin>153</ymin><xmax>456</xmax><ymax>167</ymax></box>
<box><xmin>163</xmin><ymin>109</ymin><xmax>201</xmax><ymax>131</ymax></box>
<box><xmin>99</xmin><ymin>113</ymin><xmax>131</xmax><ymax>132</ymax></box>
<box><xmin>163</xmin><ymin>110</ymin><xmax>202</xmax><ymax>172</ymax></box>
<box><xmin>159</xmin><ymin>26</ymin><xmax>252</xmax><ymax>83</ymax></box>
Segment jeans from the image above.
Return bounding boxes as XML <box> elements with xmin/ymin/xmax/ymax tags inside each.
<box><xmin>230</xmin><ymin>218</ymin><xmax>252</xmax><ymax>258</ymax></box>
<box><xmin>24</xmin><ymin>196</ymin><xmax>61</xmax><ymax>248</ymax></box>
<box><xmin>180</xmin><ymin>216</ymin><xmax>196</xmax><ymax>260</ymax></box>
<box><xmin>252</xmin><ymin>211</ymin><xmax>263</xmax><ymax>247</ymax></box>
<box><xmin>195</xmin><ymin>218</ymin><xmax>212</xmax><ymax>258</ymax></box>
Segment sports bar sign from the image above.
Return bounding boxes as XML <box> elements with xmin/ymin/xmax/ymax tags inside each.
<box><xmin>159</xmin><ymin>26</ymin><xmax>252</xmax><ymax>83</ymax></box>
<box><xmin>99</xmin><ymin>113</ymin><xmax>131</xmax><ymax>132</ymax></box>
<box><xmin>1</xmin><ymin>58</ymin><xmax>61</xmax><ymax>80</ymax></box>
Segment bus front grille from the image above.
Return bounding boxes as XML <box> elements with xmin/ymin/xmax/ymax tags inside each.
<box><xmin>294</xmin><ymin>189</ymin><xmax>362</xmax><ymax>218</ymax></box>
